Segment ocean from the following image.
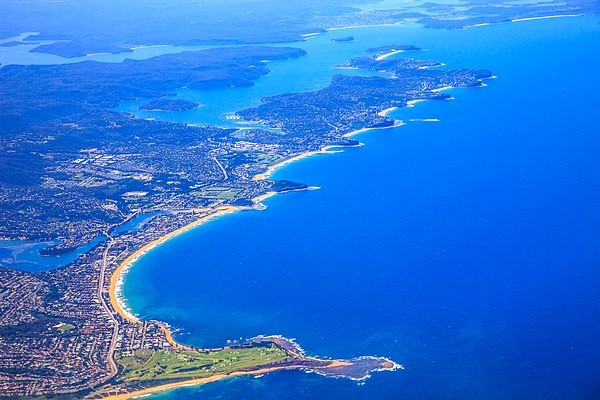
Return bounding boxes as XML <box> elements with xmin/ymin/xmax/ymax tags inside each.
<box><xmin>7</xmin><ymin>15</ymin><xmax>599</xmax><ymax>400</ymax></box>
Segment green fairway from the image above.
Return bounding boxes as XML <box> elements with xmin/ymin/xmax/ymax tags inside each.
<box><xmin>116</xmin><ymin>344</ymin><xmax>291</xmax><ymax>382</ymax></box>
<box><xmin>54</xmin><ymin>323</ymin><xmax>76</xmax><ymax>332</ymax></box>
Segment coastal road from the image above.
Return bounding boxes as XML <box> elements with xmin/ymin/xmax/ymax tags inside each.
<box><xmin>97</xmin><ymin>234</ymin><xmax>119</xmax><ymax>382</ymax></box>
<box><xmin>213</xmin><ymin>156</ymin><xmax>228</xmax><ymax>181</ymax></box>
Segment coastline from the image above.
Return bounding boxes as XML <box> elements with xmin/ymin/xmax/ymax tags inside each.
<box><xmin>375</xmin><ymin>50</ymin><xmax>404</xmax><ymax>61</ymax></box>
<box><xmin>101</xmin><ymin>360</ymin><xmax>352</xmax><ymax>400</ymax></box>
<box><xmin>252</xmin><ymin>107</ymin><xmax>399</xmax><ymax>181</ymax></box>
<box><xmin>1</xmin><ymin>13</ymin><xmax>595</xmax><ymax>400</ymax></box>
<box><xmin>511</xmin><ymin>14</ymin><xmax>582</xmax><ymax>23</ymax></box>
<box><xmin>101</xmin><ymin>365</ymin><xmax>296</xmax><ymax>400</ymax></box>
<box><xmin>110</xmin><ymin>106</ymin><xmax>403</xmax><ymax>324</ymax></box>
<box><xmin>326</xmin><ymin>23</ymin><xmax>402</xmax><ymax>31</ymax></box>
<box><xmin>109</xmin><ymin>203</ymin><xmax>260</xmax><ymax>325</ymax></box>
<box><xmin>104</xmin><ymin>106</ymin><xmax>404</xmax><ymax>398</ymax></box>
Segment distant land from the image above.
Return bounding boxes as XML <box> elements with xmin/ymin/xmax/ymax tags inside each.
<box><xmin>0</xmin><ymin>40</ymin><xmax>24</xmax><ymax>47</ymax></box>
<box><xmin>30</xmin><ymin>39</ymin><xmax>133</xmax><ymax>58</ymax></box>
<box><xmin>0</xmin><ymin>0</ymin><xmax>594</xmax><ymax>57</ymax></box>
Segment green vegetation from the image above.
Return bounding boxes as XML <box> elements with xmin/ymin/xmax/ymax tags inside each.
<box><xmin>116</xmin><ymin>345</ymin><xmax>291</xmax><ymax>383</ymax></box>
<box><xmin>193</xmin><ymin>186</ymin><xmax>242</xmax><ymax>200</ymax></box>
<box><xmin>253</xmin><ymin>153</ymin><xmax>282</xmax><ymax>164</ymax></box>
<box><xmin>54</xmin><ymin>323</ymin><xmax>76</xmax><ymax>332</ymax></box>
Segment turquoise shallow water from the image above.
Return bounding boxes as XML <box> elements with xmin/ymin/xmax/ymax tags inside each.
<box><xmin>0</xmin><ymin>236</ymin><xmax>106</xmax><ymax>272</ymax></box>
<box><xmin>124</xmin><ymin>17</ymin><xmax>600</xmax><ymax>399</ymax></box>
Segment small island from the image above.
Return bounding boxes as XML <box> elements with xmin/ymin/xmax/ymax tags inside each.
<box><xmin>331</xmin><ymin>36</ymin><xmax>355</xmax><ymax>42</ymax></box>
<box><xmin>138</xmin><ymin>99</ymin><xmax>201</xmax><ymax>112</ymax></box>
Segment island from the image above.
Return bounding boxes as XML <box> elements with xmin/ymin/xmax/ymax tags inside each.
<box><xmin>331</xmin><ymin>36</ymin><xmax>355</xmax><ymax>42</ymax></box>
<box><xmin>138</xmin><ymin>99</ymin><xmax>201</xmax><ymax>112</ymax></box>
<box><xmin>340</xmin><ymin>54</ymin><xmax>443</xmax><ymax>72</ymax></box>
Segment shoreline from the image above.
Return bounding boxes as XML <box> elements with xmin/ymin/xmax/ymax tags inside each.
<box><xmin>252</xmin><ymin>107</ymin><xmax>400</xmax><ymax>181</ymax></box>
<box><xmin>109</xmin><ymin>203</ymin><xmax>260</xmax><ymax>325</ymax></box>
<box><xmin>101</xmin><ymin>365</ymin><xmax>295</xmax><ymax>399</ymax></box>
<box><xmin>375</xmin><ymin>50</ymin><xmax>404</xmax><ymax>61</ymax></box>
<box><xmin>105</xmin><ymin>107</ymin><xmax>404</xmax><ymax>398</ymax></box>
<box><xmin>101</xmin><ymin>360</ymin><xmax>352</xmax><ymax>400</ymax></box>
<box><xmin>326</xmin><ymin>22</ymin><xmax>402</xmax><ymax>31</ymax></box>
<box><xmin>110</xmin><ymin>106</ymin><xmax>402</xmax><ymax>321</ymax></box>
<box><xmin>110</xmin><ymin>106</ymin><xmax>403</xmax><ymax>323</ymax></box>
<box><xmin>511</xmin><ymin>14</ymin><xmax>582</xmax><ymax>23</ymax></box>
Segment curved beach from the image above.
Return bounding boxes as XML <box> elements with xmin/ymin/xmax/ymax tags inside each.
<box><xmin>109</xmin><ymin>204</ymin><xmax>246</xmax><ymax>325</ymax></box>
<box><xmin>108</xmin><ymin>106</ymin><xmax>403</xmax><ymax>345</ymax></box>
<box><xmin>252</xmin><ymin>107</ymin><xmax>399</xmax><ymax>181</ymax></box>
<box><xmin>109</xmin><ymin>189</ymin><xmax>283</xmax><ymax>326</ymax></box>
<box><xmin>104</xmin><ymin>106</ymin><xmax>404</xmax><ymax>398</ymax></box>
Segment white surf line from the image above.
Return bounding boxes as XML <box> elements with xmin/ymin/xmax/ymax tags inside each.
<box><xmin>511</xmin><ymin>14</ymin><xmax>583</xmax><ymax>22</ymax></box>
<box><xmin>375</xmin><ymin>49</ymin><xmax>405</xmax><ymax>61</ymax></box>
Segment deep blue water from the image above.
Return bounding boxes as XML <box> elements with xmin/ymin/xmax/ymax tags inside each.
<box><xmin>123</xmin><ymin>17</ymin><xmax>600</xmax><ymax>399</ymax></box>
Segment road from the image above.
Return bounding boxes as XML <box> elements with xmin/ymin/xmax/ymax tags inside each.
<box><xmin>97</xmin><ymin>234</ymin><xmax>118</xmax><ymax>380</ymax></box>
<box><xmin>213</xmin><ymin>156</ymin><xmax>228</xmax><ymax>180</ymax></box>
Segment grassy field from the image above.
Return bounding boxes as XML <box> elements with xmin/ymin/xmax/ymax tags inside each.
<box><xmin>253</xmin><ymin>153</ymin><xmax>282</xmax><ymax>164</ymax></box>
<box><xmin>54</xmin><ymin>323</ymin><xmax>76</xmax><ymax>332</ymax></box>
<box><xmin>192</xmin><ymin>186</ymin><xmax>242</xmax><ymax>200</ymax></box>
<box><xmin>116</xmin><ymin>344</ymin><xmax>291</xmax><ymax>383</ymax></box>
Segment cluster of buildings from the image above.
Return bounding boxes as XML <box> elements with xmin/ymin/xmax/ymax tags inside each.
<box><xmin>0</xmin><ymin>212</ymin><xmax>192</xmax><ymax>397</ymax></box>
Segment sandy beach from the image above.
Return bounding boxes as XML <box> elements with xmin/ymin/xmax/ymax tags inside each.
<box><xmin>377</xmin><ymin>107</ymin><xmax>398</xmax><ymax>117</ymax></box>
<box><xmin>326</xmin><ymin>22</ymin><xmax>401</xmax><ymax>31</ymax></box>
<box><xmin>251</xmin><ymin>108</ymin><xmax>400</xmax><ymax>181</ymax></box>
<box><xmin>104</xmin><ymin>107</ymin><xmax>403</xmax><ymax>398</ymax></box>
<box><xmin>101</xmin><ymin>365</ymin><xmax>296</xmax><ymax>400</ymax></box>
<box><xmin>110</xmin><ymin>204</ymin><xmax>251</xmax><ymax>325</ymax></box>
<box><xmin>375</xmin><ymin>50</ymin><xmax>404</xmax><ymax>61</ymax></box>
<box><xmin>511</xmin><ymin>14</ymin><xmax>582</xmax><ymax>22</ymax></box>
<box><xmin>100</xmin><ymin>359</ymin><xmax>353</xmax><ymax>400</ymax></box>
<box><xmin>109</xmin><ymin>192</ymin><xmax>283</xmax><ymax>351</ymax></box>
<box><xmin>252</xmin><ymin>149</ymin><xmax>336</xmax><ymax>181</ymax></box>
